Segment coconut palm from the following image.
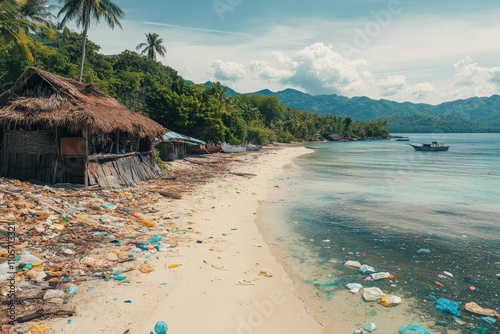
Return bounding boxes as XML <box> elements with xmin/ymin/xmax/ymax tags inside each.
<box><xmin>135</xmin><ymin>32</ymin><xmax>166</xmax><ymax>61</ymax></box>
<box><xmin>22</xmin><ymin>0</ymin><xmax>57</xmax><ymax>26</ymax></box>
<box><xmin>0</xmin><ymin>0</ymin><xmax>53</xmax><ymax>61</ymax></box>
<box><xmin>58</xmin><ymin>0</ymin><xmax>124</xmax><ymax>82</ymax></box>
<box><xmin>21</xmin><ymin>0</ymin><xmax>57</xmax><ymax>64</ymax></box>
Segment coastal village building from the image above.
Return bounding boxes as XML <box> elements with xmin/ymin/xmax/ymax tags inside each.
<box><xmin>159</xmin><ymin>130</ymin><xmax>206</xmax><ymax>161</ymax></box>
<box><xmin>0</xmin><ymin>67</ymin><xmax>166</xmax><ymax>188</ymax></box>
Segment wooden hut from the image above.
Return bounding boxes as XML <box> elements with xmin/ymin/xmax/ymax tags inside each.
<box><xmin>159</xmin><ymin>131</ymin><xmax>205</xmax><ymax>161</ymax></box>
<box><xmin>0</xmin><ymin>67</ymin><xmax>166</xmax><ymax>188</ymax></box>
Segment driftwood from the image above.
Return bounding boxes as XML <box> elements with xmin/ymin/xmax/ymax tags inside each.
<box><xmin>183</xmin><ymin>158</ymin><xmax>206</xmax><ymax>165</ymax></box>
<box><xmin>229</xmin><ymin>172</ymin><xmax>257</xmax><ymax>177</ymax></box>
<box><xmin>157</xmin><ymin>190</ymin><xmax>183</xmax><ymax>199</ymax></box>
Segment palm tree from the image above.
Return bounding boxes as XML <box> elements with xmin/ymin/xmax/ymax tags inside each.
<box><xmin>21</xmin><ymin>0</ymin><xmax>57</xmax><ymax>65</ymax></box>
<box><xmin>58</xmin><ymin>0</ymin><xmax>124</xmax><ymax>82</ymax></box>
<box><xmin>135</xmin><ymin>32</ymin><xmax>166</xmax><ymax>61</ymax></box>
<box><xmin>0</xmin><ymin>0</ymin><xmax>53</xmax><ymax>61</ymax></box>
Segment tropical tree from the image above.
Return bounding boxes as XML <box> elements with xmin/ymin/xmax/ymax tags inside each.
<box><xmin>0</xmin><ymin>0</ymin><xmax>53</xmax><ymax>60</ymax></box>
<box><xmin>20</xmin><ymin>0</ymin><xmax>57</xmax><ymax>65</ymax></box>
<box><xmin>58</xmin><ymin>0</ymin><xmax>124</xmax><ymax>82</ymax></box>
<box><xmin>135</xmin><ymin>32</ymin><xmax>166</xmax><ymax>61</ymax></box>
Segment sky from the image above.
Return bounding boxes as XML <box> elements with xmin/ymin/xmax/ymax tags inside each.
<box><xmin>52</xmin><ymin>0</ymin><xmax>500</xmax><ymax>104</ymax></box>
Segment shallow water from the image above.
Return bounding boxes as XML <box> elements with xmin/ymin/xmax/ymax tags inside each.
<box><xmin>261</xmin><ymin>133</ymin><xmax>500</xmax><ymax>333</ymax></box>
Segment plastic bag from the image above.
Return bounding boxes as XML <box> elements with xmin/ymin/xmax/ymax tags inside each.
<box><xmin>435</xmin><ymin>298</ymin><xmax>462</xmax><ymax>317</ymax></box>
<box><xmin>359</xmin><ymin>264</ymin><xmax>375</xmax><ymax>274</ymax></box>
<box><xmin>399</xmin><ymin>324</ymin><xmax>431</xmax><ymax>334</ymax></box>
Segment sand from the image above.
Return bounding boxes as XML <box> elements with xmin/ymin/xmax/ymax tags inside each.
<box><xmin>46</xmin><ymin>145</ymin><xmax>323</xmax><ymax>334</ymax></box>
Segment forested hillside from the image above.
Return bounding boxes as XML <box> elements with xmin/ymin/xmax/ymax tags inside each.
<box><xmin>252</xmin><ymin>89</ymin><xmax>500</xmax><ymax>132</ymax></box>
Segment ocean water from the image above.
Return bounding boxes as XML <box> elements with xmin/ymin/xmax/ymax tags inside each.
<box><xmin>260</xmin><ymin>133</ymin><xmax>500</xmax><ymax>333</ymax></box>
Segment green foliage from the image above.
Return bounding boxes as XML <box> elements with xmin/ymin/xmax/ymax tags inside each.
<box><xmin>153</xmin><ymin>143</ymin><xmax>169</xmax><ymax>169</ymax></box>
<box><xmin>0</xmin><ymin>28</ymin><xmax>391</xmax><ymax>144</ymax></box>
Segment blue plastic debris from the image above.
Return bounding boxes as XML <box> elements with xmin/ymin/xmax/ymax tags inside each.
<box><xmin>399</xmin><ymin>324</ymin><xmax>431</xmax><ymax>334</ymax></box>
<box><xmin>154</xmin><ymin>321</ymin><xmax>168</xmax><ymax>334</ymax></box>
<box><xmin>435</xmin><ymin>298</ymin><xmax>462</xmax><ymax>317</ymax></box>
<box><xmin>482</xmin><ymin>316</ymin><xmax>497</xmax><ymax>324</ymax></box>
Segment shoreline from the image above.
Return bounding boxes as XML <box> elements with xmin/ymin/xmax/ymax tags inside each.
<box><xmin>254</xmin><ymin>148</ymin><xmax>439</xmax><ymax>334</ymax></box>
<box><xmin>45</xmin><ymin>145</ymin><xmax>323</xmax><ymax>333</ymax></box>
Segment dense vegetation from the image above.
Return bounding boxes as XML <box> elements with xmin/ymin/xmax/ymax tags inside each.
<box><xmin>254</xmin><ymin>88</ymin><xmax>500</xmax><ymax>132</ymax></box>
<box><xmin>0</xmin><ymin>0</ymin><xmax>389</xmax><ymax>144</ymax></box>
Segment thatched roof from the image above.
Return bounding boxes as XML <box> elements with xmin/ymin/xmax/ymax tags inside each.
<box><xmin>0</xmin><ymin>67</ymin><xmax>165</xmax><ymax>140</ymax></box>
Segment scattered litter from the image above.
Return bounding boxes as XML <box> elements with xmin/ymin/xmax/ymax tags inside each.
<box><xmin>346</xmin><ymin>283</ymin><xmax>363</xmax><ymax>293</ymax></box>
<box><xmin>399</xmin><ymin>324</ymin><xmax>431</xmax><ymax>334</ymax></box>
<box><xmin>259</xmin><ymin>268</ymin><xmax>273</xmax><ymax>278</ymax></box>
<box><xmin>482</xmin><ymin>316</ymin><xmax>497</xmax><ymax>324</ymax></box>
<box><xmin>369</xmin><ymin>272</ymin><xmax>392</xmax><ymax>281</ymax></box>
<box><xmin>139</xmin><ymin>263</ymin><xmax>155</xmax><ymax>273</ymax></box>
<box><xmin>238</xmin><ymin>279</ymin><xmax>255</xmax><ymax>286</ymax></box>
<box><xmin>359</xmin><ymin>264</ymin><xmax>376</xmax><ymax>274</ymax></box>
<box><xmin>344</xmin><ymin>260</ymin><xmax>361</xmax><ymax>268</ymax></box>
<box><xmin>153</xmin><ymin>321</ymin><xmax>168</xmax><ymax>334</ymax></box>
<box><xmin>435</xmin><ymin>298</ymin><xmax>462</xmax><ymax>317</ymax></box>
<box><xmin>363</xmin><ymin>287</ymin><xmax>385</xmax><ymax>302</ymax></box>
<box><xmin>464</xmin><ymin>302</ymin><xmax>499</xmax><ymax>317</ymax></box>
<box><xmin>380</xmin><ymin>294</ymin><xmax>402</xmax><ymax>307</ymax></box>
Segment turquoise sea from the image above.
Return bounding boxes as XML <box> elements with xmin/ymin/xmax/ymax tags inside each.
<box><xmin>260</xmin><ymin>133</ymin><xmax>500</xmax><ymax>333</ymax></box>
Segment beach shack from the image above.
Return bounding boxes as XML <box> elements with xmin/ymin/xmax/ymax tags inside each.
<box><xmin>159</xmin><ymin>131</ymin><xmax>205</xmax><ymax>161</ymax></box>
<box><xmin>0</xmin><ymin>67</ymin><xmax>166</xmax><ymax>188</ymax></box>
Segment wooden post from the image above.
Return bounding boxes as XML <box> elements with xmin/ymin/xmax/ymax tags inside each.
<box><xmin>52</xmin><ymin>128</ymin><xmax>59</xmax><ymax>183</ymax></box>
<box><xmin>116</xmin><ymin>130</ymin><xmax>120</xmax><ymax>154</ymax></box>
<box><xmin>1</xmin><ymin>124</ymin><xmax>5</xmax><ymax>176</ymax></box>
<box><xmin>83</xmin><ymin>128</ymin><xmax>89</xmax><ymax>186</ymax></box>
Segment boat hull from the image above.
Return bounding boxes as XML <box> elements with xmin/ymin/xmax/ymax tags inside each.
<box><xmin>221</xmin><ymin>143</ymin><xmax>246</xmax><ymax>153</ymax></box>
<box><xmin>187</xmin><ymin>145</ymin><xmax>221</xmax><ymax>154</ymax></box>
<box><xmin>410</xmin><ymin>144</ymin><xmax>449</xmax><ymax>151</ymax></box>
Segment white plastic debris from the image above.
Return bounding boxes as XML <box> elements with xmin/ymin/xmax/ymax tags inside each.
<box><xmin>346</xmin><ymin>283</ymin><xmax>364</xmax><ymax>293</ymax></box>
<box><xmin>370</xmin><ymin>272</ymin><xmax>391</xmax><ymax>280</ymax></box>
<box><xmin>359</xmin><ymin>264</ymin><xmax>376</xmax><ymax>274</ymax></box>
<box><xmin>344</xmin><ymin>260</ymin><xmax>361</xmax><ymax>268</ymax></box>
<box><xmin>363</xmin><ymin>287</ymin><xmax>386</xmax><ymax>302</ymax></box>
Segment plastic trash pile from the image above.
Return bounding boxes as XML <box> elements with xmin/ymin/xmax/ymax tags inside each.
<box><xmin>0</xmin><ymin>175</ymin><xmax>205</xmax><ymax>332</ymax></box>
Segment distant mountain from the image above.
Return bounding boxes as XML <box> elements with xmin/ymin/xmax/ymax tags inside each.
<box><xmin>203</xmin><ymin>81</ymin><xmax>238</xmax><ymax>97</ymax></box>
<box><xmin>249</xmin><ymin>88</ymin><xmax>500</xmax><ymax>133</ymax></box>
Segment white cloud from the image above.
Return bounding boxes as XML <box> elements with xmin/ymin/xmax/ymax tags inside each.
<box><xmin>410</xmin><ymin>82</ymin><xmax>437</xmax><ymax>100</ymax></box>
<box><xmin>274</xmin><ymin>42</ymin><xmax>373</xmax><ymax>95</ymax></box>
<box><xmin>451</xmin><ymin>56</ymin><xmax>500</xmax><ymax>98</ymax></box>
<box><xmin>249</xmin><ymin>60</ymin><xmax>293</xmax><ymax>80</ymax></box>
<box><xmin>210</xmin><ymin>60</ymin><xmax>246</xmax><ymax>81</ymax></box>
<box><xmin>378</xmin><ymin>75</ymin><xmax>407</xmax><ymax>96</ymax></box>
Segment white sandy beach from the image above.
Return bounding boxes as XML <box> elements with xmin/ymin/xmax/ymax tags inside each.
<box><xmin>47</xmin><ymin>145</ymin><xmax>323</xmax><ymax>334</ymax></box>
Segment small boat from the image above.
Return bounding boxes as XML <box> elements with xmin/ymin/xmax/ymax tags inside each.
<box><xmin>187</xmin><ymin>145</ymin><xmax>221</xmax><ymax>154</ymax></box>
<box><xmin>410</xmin><ymin>142</ymin><xmax>449</xmax><ymax>151</ymax></box>
<box><xmin>221</xmin><ymin>143</ymin><xmax>246</xmax><ymax>153</ymax></box>
<box><xmin>246</xmin><ymin>145</ymin><xmax>262</xmax><ymax>152</ymax></box>
<box><xmin>395</xmin><ymin>137</ymin><xmax>409</xmax><ymax>141</ymax></box>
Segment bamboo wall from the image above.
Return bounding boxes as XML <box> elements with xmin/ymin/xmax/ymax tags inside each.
<box><xmin>1</xmin><ymin>130</ymin><xmax>58</xmax><ymax>183</ymax></box>
<box><xmin>87</xmin><ymin>153</ymin><xmax>162</xmax><ymax>188</ymax></box>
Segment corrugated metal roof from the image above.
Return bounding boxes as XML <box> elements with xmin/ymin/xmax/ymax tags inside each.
<box><xmin>163</xmin><ymin>131</ymin><xmax>205</xmax><ymax>145</ymax></box>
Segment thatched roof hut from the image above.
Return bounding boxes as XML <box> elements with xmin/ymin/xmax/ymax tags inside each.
<box><xmin>0</xmin><ymin>67</ymin><xmax>165</xmax><ymax>139</ymax></box>
<box><xmin>0</xmin><ymin>67</ymin><xmax>166</xmax><ymax>187</ymax></box>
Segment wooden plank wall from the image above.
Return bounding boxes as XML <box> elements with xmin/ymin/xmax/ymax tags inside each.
<box><xmin>87</xmin><ymin>153</ymin><xmax>162</xmax><ymax>188</ymax></box>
